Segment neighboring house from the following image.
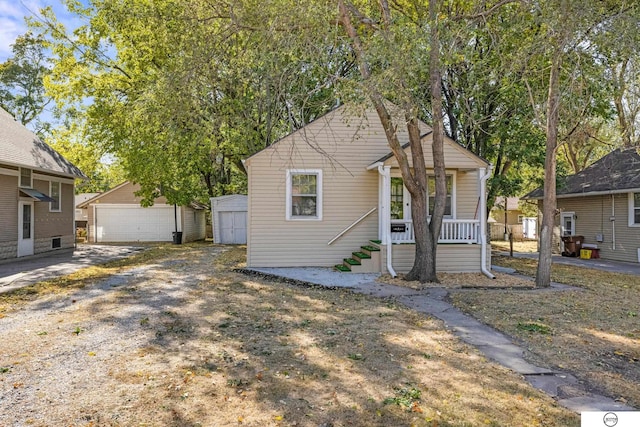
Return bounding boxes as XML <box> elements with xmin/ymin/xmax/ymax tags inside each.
<box><xmin>525</xmin><ymin>147</ymin><xmax>640</xmax><ymax>263</ymax></box>
<box><xmin>490</xmin><ymin>196</ymin><xmax>537</xmax><ymax>240</ymax></box>
<box><xmin>0</xmin><ymin>107</ymin><xmax>86</xmax><ymax>260</ymax></box>
<box><xmin>78</xmin><ymin>181</ymin><xmax>207</xmax><ymax>243</ymax></box>
<box><xmin>244</xmin><ymin>104</ymin><xmax>493</xmax><ymax>275</ymax></box>
<box><xmin>75</xmin><ymin>193</ymin><xmax>100</xmax><ymax>229</ymax></box>
<box><xmin>211</xmin><ymin>195</ymin><xmax>247</xmax><ymax>244</ymax></box>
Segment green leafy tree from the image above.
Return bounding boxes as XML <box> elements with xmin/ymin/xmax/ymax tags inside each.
<box><xmin>0</xmin><ymin>31</ymin><xmax>52</xmax><ymax>134</ymax></box>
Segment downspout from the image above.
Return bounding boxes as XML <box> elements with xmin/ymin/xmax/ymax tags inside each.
<box><xmin>479</xmin><ymin>167</ymin><xmax>496</xmax><ymax>279</ymax></box>
<box><xmin>378</xmin><ymin>164</ymin><xmax>397</xmax><ymax>277</ymax></box>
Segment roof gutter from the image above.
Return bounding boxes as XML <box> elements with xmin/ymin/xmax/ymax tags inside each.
<box><xmin>479</xmin><ymin>167</ymin><xmax>495</xmax><ymax>279</ymax></box>
<box><xmin>524</xmin><ymin>187</ymin><xmax>640</xmax><ymax>200</ymax></box>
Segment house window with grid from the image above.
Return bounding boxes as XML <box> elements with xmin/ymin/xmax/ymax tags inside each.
<box><xmin>390</xmin><ymin>177</ymin><xmax>404</xmax><ymax>219</ymax></box>
<box><xmin>286</xmin><ymin>170</ymin><xmax>322</xmax><ymax>220</ymax></box>
<box><xmin>427</xmin><ymin>175</ymin><xmax>453</xmax><ymax>217</ymax></box>
<box><xmin>19</xmin><ymin>168</ymin><xmax>32</xmax><ymax>188</ymax></box>
<box><xmin>631</xmin><ymin>192</ymin><xmax>640</xmax><ymax>226</ymax></box>
<box><xmin>50</xmin><ymin>181</ymin><xmax>61</xmax><ymax>212</ymax></box>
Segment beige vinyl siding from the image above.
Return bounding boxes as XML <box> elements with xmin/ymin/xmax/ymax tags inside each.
<box><xmin>383</xmin><ymin>133</ymin><xmax>487</xmax><ymax>170</ymax></box>
<box><xmin>557</xmin><ymin>194</ymin><xmax>640</xmax><ymax>263</ymax></box>
<box><xmin>455</xmin><ymin>171</ymin><xmax>481</xmax><ymax>219</ymax></box>
<box><xmin>90</xmin><ymin>181</ymin><xmax>169</xmax><ymax>205</ymax></box>
<box><xmin>247</xmin><ymin>108</ymin><xmax>396</xmax><ymax>267</ymax></box>
<box><xmin>385</xmin><ymin>244</ymin><xmax>484</xmax><ymax>273</ymax></box>
<box><xmin>0</xmin><ymin>173</ymin><xmax>18</xmax><ymax>243</ymax></box>
<box><xmin>181</xmin><ymin>208</ymin><xmax>206</xmax><ymax>243</ymax></box>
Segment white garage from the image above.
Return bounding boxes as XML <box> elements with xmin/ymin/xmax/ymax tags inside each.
<box><xmin>211</xmin><ymin>195</ymin><xmax>247</xmax><ymax>244</ymax></box>
<box><xmin>95</xmin><ymin>204</ymin><xmax>177</xmax><ymax>242</ymax></box>
<box><xmin>78</xmin><ymin>182</ymin><xmax>207</xmax><ymax>244</ymax></box>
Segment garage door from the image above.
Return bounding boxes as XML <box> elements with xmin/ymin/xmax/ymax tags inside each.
<box><xmin>96</xmin><ymin>205</ymin><xmax>175</xmax><ymax>242</ymax></box>
<box><xmin>219</xmin><ymin>211</ymin><xmax>247</xmax><ymax>244</ymax></box>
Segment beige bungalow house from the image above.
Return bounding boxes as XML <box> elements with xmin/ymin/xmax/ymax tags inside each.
<box><xmin>244</xmin><ymin>105</ymin><xmax>493</xmax><ymax>275</ymax></box>
<box><xmin>525</xmin><ymin>147</ymin><xmax>640</xmax><ymax>264</ymax></box>
<box><xmin>78</xmin><ymin>181</ymin><xmax>207</xmax><ymax>243</ymax></box>
<box><xmin>0</xmin><ymin>107</ymin><xmax>86</xmax><ymax>260</ymax></box>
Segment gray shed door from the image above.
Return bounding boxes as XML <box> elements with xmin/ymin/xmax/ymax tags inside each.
<box><xmin>219</xmin><ymin>211</ymin><xmax>247</xmax><ymax>244</ymax></box>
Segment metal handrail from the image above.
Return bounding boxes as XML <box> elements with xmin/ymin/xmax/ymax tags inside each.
<box><xmin>327</xmin><ymin>207</ymin><xmax>377</xmax><ymax>245</ymax></box>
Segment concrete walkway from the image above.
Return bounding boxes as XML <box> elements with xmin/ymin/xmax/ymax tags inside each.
<box><xmin>0</xmin><ymin>245</ymin><xmax>144</xmax><ymax>294</ymax></box>
<box><xmin>243</xmin><ymin>266</ymin><xmax>636</xmax><ymax>413</ymax></box>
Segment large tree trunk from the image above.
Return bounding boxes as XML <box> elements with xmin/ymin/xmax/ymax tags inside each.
<box><xmin>338</xmin><ymin>0</ymin><xmax>444</xmax><ymax>283</ymax></box>
<box><xmin>536</xmin><ymin>48</ymin><xmax>561</xmax><ymax>288</ymax></box>
<box><xmin>407</xmin><ymin>0</ymin><xmax>445</xmax><ymax>282</ymax></box>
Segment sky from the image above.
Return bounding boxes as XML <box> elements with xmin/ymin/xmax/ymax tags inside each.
<box><xmin>0</xmin><ymin>0</ymin><xmax>83</xmax><ymax>62</ymax></box>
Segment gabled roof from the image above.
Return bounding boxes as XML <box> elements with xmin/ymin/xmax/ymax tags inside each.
<box><xmin>368</xmin><ymin>132</ymin><xmax>490</xmax><ymax>169</ymax></box>
<box><xmin>75</xmin><ymin>193</ymin><xmax>100</xmax><ymax>207</ymax></box>
<box><xmin>493</xmin><ymin>196</ymin><xmax>521</xmax><ymax>211</ymax></box>
<box><xmin>77</xmin><ymin>181</ymin><xmax>208</xmax><ymax>209</ymax></box>
<box><xmin>0</xmin><ymin>107</ymin><xmax>86</xmax><ymax>179</ymax></box>
<box><xmin>525</xmin><ymin>148</ymin><xmax>640</xmax><ymax>199</ymax></box>
<box><xmin>77</xmin><ymin>181</ymin><xmax>130</xmax><ymax>208</ymax></box>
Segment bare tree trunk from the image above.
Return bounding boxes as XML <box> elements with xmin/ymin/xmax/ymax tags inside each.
<box><xmin>339</xmin><ymin>0</ymin><xmax>442</xmax><ymax>283</ymax></box>
<box><xmin>407</xmin><ymin>0</ymin><xmax>445</xmax><ymax>282</ymax></box>
<box><xmin>536</xmin><ymin>48</ymin><xmax>561</xmax><ymax>288</ymax></box>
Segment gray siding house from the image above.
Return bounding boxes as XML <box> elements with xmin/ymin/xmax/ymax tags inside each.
<box><xmin>525</xmin><ymin>148</ymin><xmax>640</xmax><ymax>263</ymax></box>
<box><xmin>244</xmin><ymin>104</ymin><xmax>493</xmax><ymax>275</ymax></box>
<box><xmin>0</xmin><ymin>107</ymin><xmax>86</xmax><ymax>260</ymax></box>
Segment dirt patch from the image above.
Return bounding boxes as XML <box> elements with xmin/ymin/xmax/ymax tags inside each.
<box><xmin>378</xmin><ymin>272</ymin><xmax>534</xmax><ymax>290</ymax></box>
<box><xmin>451</xmin><ymin>255</ymin><xmax>640</xmax><ymax>408</ymax></box>
<box><xmin>491</xmin><ymin>240</ymin><xmax>539</xmax><ymax>253</ymax></box>
<box><xmin>0</xmin><ymin>245</ymin><xmax>578</xmax><ymax>426</ymax></box>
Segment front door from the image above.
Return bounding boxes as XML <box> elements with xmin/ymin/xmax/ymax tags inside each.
<box><xmin>18</xmin><ymin>201</ymin><xmax>34</xmax><ymax>257</ymax></box>
<box><xmin>560</xmin><ymin>212</ymin><xmax>575</xmax><ymax>237</ymax></box>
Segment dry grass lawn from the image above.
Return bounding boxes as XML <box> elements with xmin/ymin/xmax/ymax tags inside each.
<box><xmin>450</xmin><ymin>255</ymin><xmax>640</xmax><ymax>409</ymax></box>
<box><xmin>0</xmin><ymin>244</ymin><xmax>580</xmax><ymax>426</ymax></box>
<box><xmin>491</xmin><ymin>240</ymin><xmax>539</xmax><ymax>253</ymax></box>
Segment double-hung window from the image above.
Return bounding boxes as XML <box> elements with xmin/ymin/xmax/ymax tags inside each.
<box><xmin>630</xmin><ymin>193</ymin><xmax>640</xmax><ymax>226</ymax></box>
<box><xmin>19</xmin><ymin>168</ymin><xmax>32</xmax><ymax>188</ymax></box>
<box><xmin>286</xmin><ymin>169</ymin><xmax>322</xmax><ymax>220</ymax></box>
<box><xmin>50</xmin><ymin>181</ymin><xmax>61</xmax><ymax>212</ymax></box>
<box><xmin>427</xmin><ymin>175</ymin><xmax>453</xmax><ymax>217</ymax></box>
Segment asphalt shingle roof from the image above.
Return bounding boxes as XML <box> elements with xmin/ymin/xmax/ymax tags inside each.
<box><xmin>525</xmin><ymin>148</ymin><xmax>640</xmax><ymax>199</ymax></box>
<box><xmin>0</xmin><ymin>107</ymin><xmax>86</xmax><ymax>178</ymax></box>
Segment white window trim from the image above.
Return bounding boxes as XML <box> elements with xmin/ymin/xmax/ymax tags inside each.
<box><xmin>19</xmin><ymin>167</ymin><xmax>32</xmax><ymax>188</ymax></box>
<box><xmin>427</xmin><ymin>172</ymin><xmax>457</xmax><ymax>219</ymax></box>
<box><xmin>49</xmin><ymin>181</ymin><xmax>61</xmax><ymax>212</ymax></box>
<box><xmin>286</xmin><ymin>169</ymin><xmax>323</xmax><ymax>221</ymax></box>
<box><xmin>629</xmin><ymin>192</ymin><xmax>640</xmax><ymax>227</ymax></box>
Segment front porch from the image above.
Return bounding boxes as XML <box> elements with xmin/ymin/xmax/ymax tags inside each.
<box><xmin>389</xmin><ymin>218</ymin><xmax>481</xmax><ymax>244</ymax></box>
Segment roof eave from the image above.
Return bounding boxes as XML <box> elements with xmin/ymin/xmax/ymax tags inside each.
<box><xmin>525</xmin><ymin>187</ymin><xmax>640</xmax><ymax>200</ymax></box>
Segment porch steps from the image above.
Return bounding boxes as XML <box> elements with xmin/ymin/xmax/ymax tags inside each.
<box><xmin>334</xmin><ymin>242</ymin><xmax>381</xmax><ymax>273</ymax></box>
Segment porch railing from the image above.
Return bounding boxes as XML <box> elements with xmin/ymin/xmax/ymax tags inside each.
<box><xmin>390</xmin><ymin>219</ymin><xmax>480</xmax><ymax>244</ymax></box>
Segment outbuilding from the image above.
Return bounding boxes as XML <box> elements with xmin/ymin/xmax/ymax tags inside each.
<box><xmin>78</xmin><ymin>181</ymin><xmax>207</xmax><ymax>243</ymax></box>
<box><xmin>210</xmin><ymin>195</ymin><xmax>247</xmax><ymax>244</ymax></box>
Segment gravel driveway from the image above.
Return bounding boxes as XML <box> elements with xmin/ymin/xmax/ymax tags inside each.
<box><xmin>0</xmin><ymin>245</ymin><xmax>225</xmax><ymax>426</ymax></box>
